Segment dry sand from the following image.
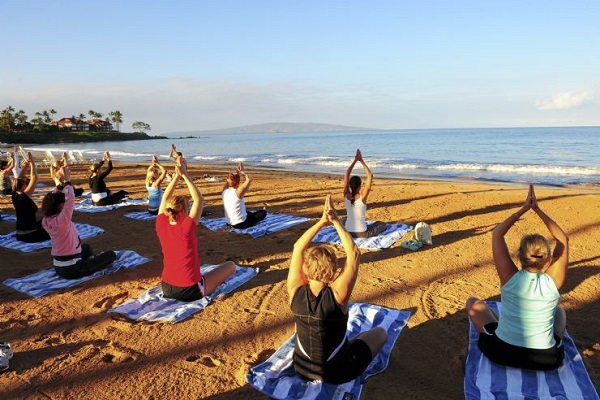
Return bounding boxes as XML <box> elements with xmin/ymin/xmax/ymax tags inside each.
<box><xmin>1</xmin><ymin>162</ymin><xmax>599</xmax><ymax>399</ymax></box>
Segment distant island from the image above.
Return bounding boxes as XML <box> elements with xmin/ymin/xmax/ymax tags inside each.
<box><xmin>164</xmin><ymin>122</ymin><xmax>377</xmax><ymax>137</ymax></box>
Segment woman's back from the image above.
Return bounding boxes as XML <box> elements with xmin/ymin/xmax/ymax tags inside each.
<box><xmin>496</xmin><ymin>270</ymin><xmax>560</xmax><ymax>349</ymax></box>
<box><xmin>291</xmin><ymin>285</ymin><xmax>348</xmax><ymax>372</ymax></box>
<box><xmin>12</xmin><ymin>192</ymin><xmax>37</xmax><ymax>230</ymax></box>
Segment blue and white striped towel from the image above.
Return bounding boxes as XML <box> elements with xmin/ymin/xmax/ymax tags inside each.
<box><xmin>200</xmin><ymin>213</ymin><xmax>310</xmax><ymax>238</ymax></box>
<box><xmin>0</xmin><ymin>223</ymin><xmax>104</xmax><ymax>252</ymax></box>
<box><xmin>124</xmin><ymin>211</ymin><xmax>157</xmax><ymax>221</ymax></box>
<box><xmin>108</xmin><ymin>264</ymin><xmax>258</xmax><ymax>323</ymax></box>
<box><xmin>312</xmin><ymin>223</ymin><xmax>412</xmax><ymax>250</ymax></box>
<box><xmin>465</xmin><ymin>301</ymin><xmax>599</xmax><ymax>400</ymax></box>
<box><xmin>247</xmin><ymin>303</ymin><xmax>411</xmax><ymax>400</ymax></box>
<box><xmin>3</xmin><ymin>250</ymin><xmax>149</xmax><ymax>298</ymax></box>
<box><xmin>0</xmin><ymin>214</ymin><xmax>17</xmax><ymax>222</ymax></box>
<box><xmin>74</xmin><ymin>198</ymin><xmax>146</xmax><ymax>213</ymax></box>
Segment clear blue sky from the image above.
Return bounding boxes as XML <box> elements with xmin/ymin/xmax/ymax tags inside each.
<box><xmin>1</xmin><ymin>0</ymin><xmax>599</xmax><ymax>134</ymax></box>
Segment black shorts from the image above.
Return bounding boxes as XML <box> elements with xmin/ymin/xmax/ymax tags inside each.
<box><xmin>294</xmin><ymin>338</ymin><xmax>373</xmax><ymax>385</ymax></box>
<box><xmin>478</xmin><ymin>322</ymin><xmax>564</xmax><ymax>371</ymax></box>
<box><xmin>161</xmin><ymin>278</ymin><xmax>205</xmax><ymax>302</ymax></box>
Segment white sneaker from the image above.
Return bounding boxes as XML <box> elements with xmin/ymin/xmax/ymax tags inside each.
<box><xmin>0</xmin><ymin>342</ymin><xmax>13</xmax><ymax>372</ymax></box>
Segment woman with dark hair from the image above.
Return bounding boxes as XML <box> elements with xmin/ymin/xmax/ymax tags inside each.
<box><xmin>287</xmin><ymin>195</ymin><xmax>387</xmax><ymax>383</ymax></box>
<box><xmin>42</xmin><ymin>165</ymin><xmax>116</xmax><ymax>279</ymax></box>
<box><xmin>11</xmin><ymin>152</ymin><xmax>51</xmax><ymax>243</ymax></box>
<box><xmin>466</xmin><ymin>184</ymin><xmax>568</xmax><ymax>370</ymax></box>
<box><xmin>343</xmin><ymin>149</ymin><xmax>386</xmax><ymax>238</ymax></box>
<box><xmin>222</xmin><ymin>162</ymin><xmax>266</xmax><ymax>229</ymax></box>
<box><xmin>145</xmin><ymin>155</ymin><xmax>167</xmax><ymax>215</ymax></box>
<box><xmin>157</xmin><ymin>154</ymin><xmax>235</xmax><ymax>302</ymax></box>
<box><xmin>88</xmin><ymin>151</ymin><xmax>127</xmax><ymax>206</ymax></box>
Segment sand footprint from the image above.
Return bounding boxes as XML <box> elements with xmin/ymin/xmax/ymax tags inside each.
<box><xmin>91</xmin><ymin>292</ymin><xmax>130</xmax><ymax>311</ymax></box>
<box><xmin>101</xmin><ymin>342</ymin><xmax>138</xmax><ymax>363</ymax></box>
<box><xmin>186</xmin><ymin>354</ymin><xmax>222</xmax><ymax>367</ymax></box>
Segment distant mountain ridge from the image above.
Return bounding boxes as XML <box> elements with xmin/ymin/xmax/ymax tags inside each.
<box><xmin>164</xmin><ymin>122</ymin><xmax>377</xmax><ymax>137</ymax></box>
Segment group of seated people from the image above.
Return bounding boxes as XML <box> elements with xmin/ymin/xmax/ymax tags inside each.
<box><xmin>2</xmin><ymin>144</ymin><xmax>570</xmax><ymax>383</ymax></box>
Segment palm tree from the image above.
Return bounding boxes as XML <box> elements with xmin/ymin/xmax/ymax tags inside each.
<box><xmin>0</xmin><ymin>106</ymin><xmax>15</xmax><ymax>132</ymax></box>
<box><xmin>15</xmin><ymin>110</ymin><xmax>28</xmax><ymax>132</ymax></box>
<box><xmin>109</xmin><ymin>110</ymin><xmax>123</xmax><ymax>132</ymax></box>
<box><xmin>49</xmin><ymin>108</ymin><xmax>57</xmax><ymax>122</ymax></box>
<box><xmin>32</xmin><ymin>111</ymin><xmax>44</xmax><ymax>132</ymax></box>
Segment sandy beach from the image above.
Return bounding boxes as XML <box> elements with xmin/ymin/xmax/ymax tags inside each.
<box><xmin>1</xmin><ymin>162</ymin><xmax>598</xmax><ymax>399</ymax></box>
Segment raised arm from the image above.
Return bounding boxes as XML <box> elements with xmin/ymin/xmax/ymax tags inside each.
<box><xmin>328</xmin><ymin>197</ymin><xmax>361</xmax><ymax>306</ymax></box>
<box><xmin>492</xmin><ymin>185</ymin><xmax>532</xmax><ymax>285</ymax></box>
<box><xmin>99</xmin><ymin>152</ymin><xmax>113</xmax><ymax>179</ymax></box>
<box><xmin>343</xmin><ymin>151</ymin><xmax>359</xmax><ymax>197</ymax></box>
<box><xmin>23</xmin><ymin>153</ymin><xmax>37</xmax><ymax>196</ymax></box>
<box><xmin>159</xmin><ymin>164</ymin><xmax>181</xmax><ymax>216</ymax></box>
<box><xmin>530</xmin><ymin>186</ymin><xmax>569</xmax><ymax>288</ymax></box>
<box><xmin>356</xmin><ymin>150</ymin><xmax>374</xmax><ymax>202</ymax></box>
<box><xmin>235</xmin><ymin>163</ymin><xmax>252</xmax><ymax>198</ymax></box>
<box><xmin>179</xmin><ymin>160</ymin><xmax>204</xmax><ymax>224</ymax></box>
<box><xmin>57</xmin><ymin>167</ymin><xmax>75</xmax><ymax>222</ymax></box>
<box><xmin>149</xmin><ymin>156</ymin><xmax>167</xmax><ymax>188</ymax></box>
<box><xmin>287</xmin><ymin>196</ymin><xmax>330</xmax><ymax>302</ymax></box>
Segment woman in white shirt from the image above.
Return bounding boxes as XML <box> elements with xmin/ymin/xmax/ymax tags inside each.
<box><xmin>343</xmin><ymin>149</ymin><xmax>386</xmax><ymax>238</ymax></box>
<box><xmin>222</xmin><ymin>162</ymin><xmax>266</xmax><ymax>229</ymax></box>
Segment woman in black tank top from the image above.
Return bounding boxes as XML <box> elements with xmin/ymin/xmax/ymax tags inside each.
<box><xmin>286</xmin><ymin>195</ymin><xmax>388</xmax><ymax>384</ymax></box>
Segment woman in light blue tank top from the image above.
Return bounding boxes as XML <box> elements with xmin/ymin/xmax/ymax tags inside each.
<box><xmin>146</xmin><ymin>155</ymin><xmax>167</xmax><ymax>215</ymax></box>
<box><xmin>465</xmin><ymin>184</ymin><xmax>569</xmax><ymax>370</ymax></box>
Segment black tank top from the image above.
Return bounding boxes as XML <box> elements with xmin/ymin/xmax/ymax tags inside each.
<box><xmin>291</xmin><ymin>285</ymin><xmax>348</xmax><ymax>380</ymax></box>
<box><xmin>12</xmin><ymin>192</ymin><xmax>38</xmax><ymax>231</ymax></box>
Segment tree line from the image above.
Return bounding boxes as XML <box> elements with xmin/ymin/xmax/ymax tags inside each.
<box><xmin>0</xmin><ymin>106</ymin><xmax>151</xmax><ymax>134</ymax></box>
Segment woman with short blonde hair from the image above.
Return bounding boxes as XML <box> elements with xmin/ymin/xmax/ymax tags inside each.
<box><xmin>287</xmin><ymin>195</ymin><xmax>387</xmax><ymax>383</ymax></box>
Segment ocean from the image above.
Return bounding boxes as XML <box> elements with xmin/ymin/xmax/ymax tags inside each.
<box><xmin>23</xmin><ymin>126</ymin><xmax>600</xmax><ymax>187</ymax></box>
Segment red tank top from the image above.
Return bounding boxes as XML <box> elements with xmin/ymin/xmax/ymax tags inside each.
<box><xmin>156</xmin><ymin>213</ymin><xmax>201</xmax><ymax>287</ymax></box>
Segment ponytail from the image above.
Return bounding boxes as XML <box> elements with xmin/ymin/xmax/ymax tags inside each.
<box><xmin>349</xmin><ymin>176</ymin><xmax>361</xmax><ymax>205</ymax></box>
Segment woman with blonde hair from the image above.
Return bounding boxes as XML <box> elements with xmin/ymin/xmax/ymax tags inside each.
<box><xmin>157</xmin><ymin>153</ymin><xmax>234</xmax><ymax>301</ymax></box>
<box><xmin>222</xmin><ymin>162</ymin><xmax>266</xmax><ymax>229</ymax></box>
<box><xmin>287</xmin><ymin>195</ymin><xmax>387</xmax><ymax>383</ymax></box>
<box><xmin>50</xmin><ymin>152</ymin><xmax>84</xmax><ymax>196</ymax></box>
<box><xmin>88</xmin><ymin>151</ymin><xmax>127</xmax><ymax>206</ymax></box>
<box><xmin>343</xmin><ymin>149</ymin><xmax>386</xmax><ymax>238</ymax></box>
<box><xmin>145</xmin><ymin>155</ymin><xmax>167</xmax><ymax>215</ymax></box>
<box><xmin>466</xmin><ymin>184</ymin><xmax>569</xmax><ymax>370</ymax></box>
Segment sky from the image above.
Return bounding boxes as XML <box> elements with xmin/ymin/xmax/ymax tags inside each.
<box><xmin>1</xmin><ymin>1</ymin><xmax>599</xmax><ymax>134</ymax></box>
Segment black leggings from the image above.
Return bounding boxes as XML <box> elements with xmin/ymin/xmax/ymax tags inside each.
<box><xmin>54</xmin><ymin>244</ymin><xmax>117</xmax><ymax>279</ymax></box>
<box><xmin>16</xmin><ymin>221</ymin><xmax>51</xmax><ymax>243</ymax></box>
<box><xmin>232</xmin><ymin>210</ymin><xmax>267</xmax><ymax>229</ymax></box>
<box><xmin>349</xmin><ymin>221</ymin><xmax>387</xmax><ymax>238</ymax></box>
<box><xmin>478</xmin><ymin>322</ymin><xmax>564</xmax><ymax>370</ymax></box>
<box><xmin>93</xmin><ymin>190</ymin><xmax>127</xmax><ymax>206</ymax></box>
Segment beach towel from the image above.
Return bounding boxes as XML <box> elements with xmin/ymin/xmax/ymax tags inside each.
<box><xmin>0</xmin><ymin>214</ymin><xmax>17</xmax><ymax>223</ymax></box>
<box><xmin>123</xmin><ymin>211</ymin><xmax>157</xmax><ymax>221</ymax></box>
<box><xmin>200</xmin><ymin>213</ymin><xmax>310</xmax><ymax>238</ymax></box>
<box><xmin>74</xmin><ymin>198</ymin><xmax>146</xmax><ymax>213</ymax></box>
<box><xmin>3</xmin><ymin>250</ymin><xmax>149</xmax><ymax>298</ymax></box>
<box><xmin>312</xmin><ymin>223</ymin><xmax>412</xmax><ymax>250</ymax></box>
<box><xmin>465</xmin><ymin>301</ymin><xmax>599</xmax><ymax>400</ymax></box>
<box><xmin>108</xmin><ymin>264</ymin><xmax>258</xmax><ymax>323</ymax></box>
<box><xmin>247</xmin><ymin>303</ymin><xmax>411</xmax><ymax>400</ymax></box>
<box><xmin>0</xmin><ymin>223</ymin><xmax>104</xmax><ymax>253</ymax></box>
